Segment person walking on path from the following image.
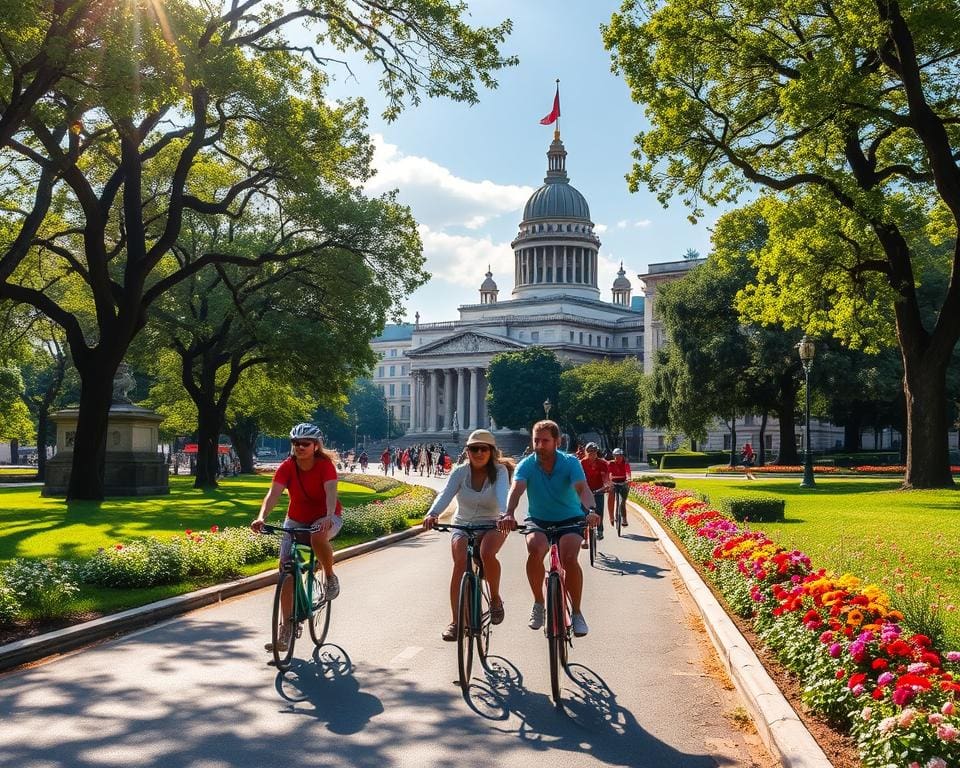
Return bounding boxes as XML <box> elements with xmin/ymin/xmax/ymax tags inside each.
<box><xmin>422</xmin><ymin>429</ymin><xmax>515</xmax><ymax>641</ymax></box>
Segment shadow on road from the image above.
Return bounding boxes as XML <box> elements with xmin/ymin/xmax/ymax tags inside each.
<box><xmin>459</xmin><ymin>656</ymin><xmax>737</xmax><ymax>767</ymax></box>
<box><xmin>592</xmin><ymin>551</ymin><xmax>669</xmax><ymax>579</ymax></box>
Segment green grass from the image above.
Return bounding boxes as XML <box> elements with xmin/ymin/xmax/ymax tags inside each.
<box><xmin>0</xmin><ymin>474</ymin><xmax>391</xmax><ymax>562</ymax></box>
<box><xmin>674</xmin><ymin>477</ymin><xmax>960</xmax><ymax>641</ymax></box>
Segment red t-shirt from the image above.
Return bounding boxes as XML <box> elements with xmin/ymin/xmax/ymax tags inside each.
<box><xmin>273</xmin><ymin>456</ymin><xmax>342</xmax><ymax>524</ymax></box>
<box><xmin>608</xmin><ymin>458</ymin><xmax>631</xmax><ymax>481</ymax></box>
<box><xmin>580</xmin><ymin>457</ymin><xmax>609</xmax><ymax>491</ymax></box>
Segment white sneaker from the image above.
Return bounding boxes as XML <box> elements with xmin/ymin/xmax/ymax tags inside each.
<box><xmin>326</xmin><ymin>574</ymin><xmax>340</xmax><ymax>600</ymax></box>
<box><xmin>571</xmin><ymin>612</ymin><xmax>589</xmax><ymax>637</ymax></box>
<box><xmin>528</xmin><ymin>602</ymin><xmax>545</xmax><ymax>630</ymax></box>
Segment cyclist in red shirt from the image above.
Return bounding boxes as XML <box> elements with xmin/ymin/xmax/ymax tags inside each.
<box><xmin>607</xmin><ymin>448</ymin><xmax>631</xmax><ymax>527</ymax></box>
<box><xmin>580</xmin><ymin>442</ymin><xmax>610</xmax><ymax>540</ymax></box>
<box><xmin>251</xmin><ymin>423</ymin><xmax>343</xmax><ymax>652</ymax></box>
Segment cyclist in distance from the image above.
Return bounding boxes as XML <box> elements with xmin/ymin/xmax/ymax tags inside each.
<box><xmin>501</xmin><ymin>420</ymin><xmax>600</xmax><ymax>637</ymax></box>
<box><xmin>251</xmin><ymin>423</ymin><xmax>343</xmax><ymax>651</ymax></box>
<box><xmin>607</xmin><ymin>448</ymin><xmax>631</xmax><ymax>527</ymax></box>
<box><xmin>423</xmin><ymin>429</ymin><xmax>515</xmax><ymax>641</ymax></box>
<box><xmin>580</xmin><ymin>442</ymin><xmax>609</xmax><ymax>541</ymax></box>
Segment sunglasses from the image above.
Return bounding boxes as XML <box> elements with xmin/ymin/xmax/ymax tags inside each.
<box><xmin>290</xmin><ymin>440</ymin><xmax>315</xmax><ymax>449</ymax></box>
<box><xmin>467</xmin><ymin>445</ymin><xmax>491</xmax><ymax>454</ymax></box>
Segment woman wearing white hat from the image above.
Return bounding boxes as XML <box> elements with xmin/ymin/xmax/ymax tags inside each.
<box><xmin>423</xmin><ymin>429</ymin><xmax>515</xmax><ymax>641</ymax></box>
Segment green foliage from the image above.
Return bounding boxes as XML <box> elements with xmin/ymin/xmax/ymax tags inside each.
<box><xmin>559</xmin><ymin>359</ymin><xmax>642</xmax><ymax>448</ymax></box>
<box><xmin>715</xmin><ymin>496</ymin><xmax>785</xmax><ymax>523</ymax></box>
<box><xmin>487</xmin><ymin>346</ymin><xmax>562</xmax><ymax>431</ymax></box>
<box><xmin>340</xmin><ymin>485</ymin><xmax>434</xmax><ymax>537</ymax></box>
<box><xmin>1</xmin><ymin>558</ymin><xmax>79</xmax><ymax>618</ymax></box>
<box><xmin>315</xmin><ymin>379</ymin><xmax>391</xmax><ymax>447</ymax></box>
<box><xmin>338</xmin><ymin>473</ymin><xmax>404</xmax><ymax>493</ymax></box>
<box><xmin>658</xmin><ymin>451</ymin><xmax>729</xmax><ymax>469</ymax></box>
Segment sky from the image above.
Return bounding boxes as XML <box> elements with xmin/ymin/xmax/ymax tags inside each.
<box><xmin>317</xmin><ymin>1</ymin><xmax>723</xmax><ymax>323</ymax></box>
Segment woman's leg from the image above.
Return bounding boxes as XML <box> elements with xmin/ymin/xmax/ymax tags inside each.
<box><xmin>479</xmin><ymin>530</ymin><xmax>507</xmax><ymax>605</ymax></box>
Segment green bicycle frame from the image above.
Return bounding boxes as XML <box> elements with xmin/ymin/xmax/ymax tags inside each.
<box><xmin>291</xmin><ymin>543</ymin><xmax>316</xmax><ymax>622</ymax></box>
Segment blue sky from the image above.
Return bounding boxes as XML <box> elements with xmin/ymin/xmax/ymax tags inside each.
<box><xmin>319</xmin><ymin>1</ymin><xmax>723</xmax><ymax>322</ymax></box>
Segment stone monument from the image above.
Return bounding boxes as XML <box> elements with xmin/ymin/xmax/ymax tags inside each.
<box><xmin>43</xmin><ymin>364</ymin><xmax>169</xmax><ymax>496</ymax></box>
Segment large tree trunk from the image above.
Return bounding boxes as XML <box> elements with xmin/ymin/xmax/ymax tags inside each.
<box><xmin>844</xmin><ymin>418</ymin><xmax>863</xmax><ymax>452</ymax></box>
<box><xmin>775</xmin><ymin>367</ymin><xmax>800</xmax><ymax>465</ymax></box>
<box><xmin>902</xmin><ymin>356</ymin><xmax>954</xmax><ymax>488</ymax></box>
<box><xmin>194</xmin><ymin>401</ymin><xmax>223</xmax><ymax>489</ymax></box>
<box><xmin>758</xmin><ymin>413</ymin><xmax>768</xmax><ymax>466</ymax></box>
<box><xmin>36</xmin><ymin>413</ymin><xmax>48</xmax><ymax>481</ymax></box>
<box><xmin>727</xmin><ymin>419</ymin><xmax>737</xmax><ymax>466</ymax></box>
<box><xmin>10</xmin><ymin>438</ymin><xmax>19</xmax><ymax>466</ymax></box>
<box><xmin>67</xmin><ymin>361</ymin><xmax>117</xmax><ymax>500</ymax></box>
<box><xmin>227</xmin><ymin>422</ymin><xmax>257</xmax><ymax>474</ymax></box>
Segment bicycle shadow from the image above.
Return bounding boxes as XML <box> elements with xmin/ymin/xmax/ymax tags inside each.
<box><xmin>273</xmin><ymin>644</ymin><xmax>384</xmax><ymax>734</ymax></box>
<box><xmin>462</xmin><ymin>657</ymin><xmax>734</xmax><ymax>767</ymax></box>
<box><xmin>592</xmin><ymin>551</ymin><xmax>669</xmax><ymax>579</ymax></box>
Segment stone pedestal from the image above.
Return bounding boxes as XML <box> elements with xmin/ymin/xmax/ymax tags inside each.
<box><xmin>43</xmin><ymin>405</ymin><xmax>169</xmax><ymax>497</ymax></box>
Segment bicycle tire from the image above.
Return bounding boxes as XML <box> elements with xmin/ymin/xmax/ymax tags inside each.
<box><xmin>477</xmin><ymin>577</ymin><xmax>492</xmax><ymax>668</ymax></box>
<box><xmin>547</xmin><ymin>572</ymin><xmax>564</xmax><ymax>706</ymax></box>
<box><xmin>271</xmin><ymin>569</ymin><xmax>297</xmax><ymax>670</ymax></box>
<box><xmin>616</xmin><ymin>492</ymin><xmax>624</xmax><ymax>537</ymax></box>
<box><xmin>588</xmin><ymin>525</ymin><xmax>597</xmax><ymax>568</ymax></box>
<box><xmin>456</xmin><ymin>571</ymin><xmax>475</xmax><ymax>692</ymax></box>
<box><xmin>309</xmin><ymin>569</ymin><xmax>331</xmax><ymax>647</ymax></box>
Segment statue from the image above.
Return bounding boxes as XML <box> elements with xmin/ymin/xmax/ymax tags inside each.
<box><xmin>112</xmin><ymin>362</ymin><xmax>136</xmax><ymax>404</ymax></box>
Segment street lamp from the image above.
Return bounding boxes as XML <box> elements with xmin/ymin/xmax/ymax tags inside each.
<box><xmin>797</xmin><ymin>334</ymin><xmax>816</xmax><ymax>489</ymax></box>
<box><xmin>543</xmin><ymin>398</ymin><xmax>552</xmax><ymax>419</ymax></box>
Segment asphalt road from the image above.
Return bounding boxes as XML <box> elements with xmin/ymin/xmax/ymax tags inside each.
<box><xmin>0</xmin><ymin>472</ymin><xmax>775</xmax><ymax>768</ymax></box>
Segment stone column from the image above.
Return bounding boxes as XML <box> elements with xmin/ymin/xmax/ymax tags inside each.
<box><xmin>409</xmin><ymin>371</ymin><xmax>419</xmax><ymax>432</ymax></box>
<box><xmin>443</xmin><ymin>369</ymin><xmax>454</xmax><ymax>430</ymax></box>
<box><xmin>456</xmin><ymin>368</ymin><xmax>466</xmax><ymax>432</ymax></box>
<box><xmin>479</xmin><ymin>370</ymin><xmax>489</xmax><ymax>428</ymax></box>
<box><xmin>560</xmin><ymin>246</ymin><xmax>566</xmax><ymax>283</ymax></box>
<box><xmin>468</xmin><ymin>367</ymin><xmax>479</xmax><ymax>430</ymax></box>
<box><xmin>552</xmin><ymin>248</ymin><xmax>557</xmax><ymax>283</ymax></box>
<box><xmin>428</xmin><ymin>369</ymin><xmax>439</xmax><ymax>432</ymax></box>
<box><xmin>577</xmin><ymin>249</ymin><xmax>583</xmax><ymax>284</ymax></box>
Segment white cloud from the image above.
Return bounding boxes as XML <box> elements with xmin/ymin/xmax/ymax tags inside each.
<box><xmin>634</xmin><ymin>219</ymin><xmax>652</xmax><ymax>228</ymax></box>
<box><xmin>616</xmin><ymin>219</ymin><xmax>628</xmax><ymax>229</ymax></box>
<box><xmin>365</xmin><ymin>134</ymin><xmax>533</xmax><ymax>231</ymax></box>
<box><xmin>597</xmin><ymin>252</ymin><xmax>635</xmax><ymax>293</ymax></box>
<box><xmin>594</xmin><ymin>223</ymin><xmax>608</xmax><ymax>234</ymax></box>
<box><xmin>419</xmin><ymin>224</ymin><xmax>515</xmax><ymax>289</ymax></box>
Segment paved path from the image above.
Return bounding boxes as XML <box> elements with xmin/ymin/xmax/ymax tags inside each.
<box><xmin>0</xmin><ymin>471</ymin><xmax>775</xmax><ymax>768</ymax></box>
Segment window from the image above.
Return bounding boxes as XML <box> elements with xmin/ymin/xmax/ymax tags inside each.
<box><xmin>401</xmin><ymin>383</ymin><xmax>410</xmax><ymax>396</ymax></box>
<box><xmin>390</xmin><ymin>348</ymin><xmax>397</xmax><ymax>357</ymax></box>
<box><xmin>636</xmin><ymin>335</ymin><xmax>642</xmax><ymax>347</ymax></box>
<box><xmin>569</xmin><ymin>331</ymin><xmax>574</xmax><ymax>342</ymax></box>
<box><xmin>377</xmin><ymin>366</ymin><xmax>384</xmax><ymax>378</ymax></box>
<box><xmin>743</xmin><ymin>414</ymin><xmax>755</xmax><ymax>426</ymax></box>
<box><xmin>588</xmin><ymin>333</ymin><xmax>592</xmax><ymax>345</ymax></box>
<box><xmin>519</xmin><ymin>331</ymin><xmax>526</xmax><ymax>340</ymax></box>
<box><xmin>401</xmin><ymin>405</ymin><xmax>410</xmax><ymax>420</ymax></box>
<box><xmin>765</xmin><ymin>434</ymin><xmax>773</xmax><ymax>450</ymax></box>
<box><xmin>531</xmin><ymin>331</ymin><xmax>540</xmax><ymax>342</ymax></box>
<box><xmin>389</xmin><ymin>365</ymin><xmax>395</xmax><ymax>377</ymax></box>
<box><xmin>389</xmin><ymin>383</ymin><xmax>395</xmax><ymax>396</ymax></box>
<box><xmin>621</xmin><ymin>337</ymin><xmax>628</xmax><ymax>348</ymax></box>
<box><xmin>579</xmin><ymin>332</ymin><xmax>583</xmax><ymax>344</ymax></box>
<box><xmin>605</xmin><ymin>337</ymin><xmax>610</xmax><ymax>348</ymax></box>
<box><xmin>400</xmin><ymin>364</ymin><xmax>408</xmax><ymax>375</ymax></box>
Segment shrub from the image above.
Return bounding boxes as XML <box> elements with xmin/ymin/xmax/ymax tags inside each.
<box><xmin>2</xmin><ymin>558</ymin><xmax>80</xmax><ymax>617</ymax></box>
<box><xmin>339</xmin><ymin>473</ymin><xmax>404</xmax><ymax>492</ymax></box>
<box><xmin>0</xmin><ymin>574</ymin><xmax>20</xmax><ymax>623</ymax></box>
<box><xmin>658</xmin><ymin>451</ymin><xmax>729</xmax><ymax>470</ymax></box>
<box><xmin>340</xmin><ymin>485</ymin><xmax>435</xmax><ymax>537</ymax></box>
<box><xmin>715</xmin><ymin>496</ymin><xmax>785</xmax><ymax>522</ymax></box>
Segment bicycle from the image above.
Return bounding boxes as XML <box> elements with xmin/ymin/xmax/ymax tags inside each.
<box><xmin>519</xmin><ymin>520</ymin><xmax>589</xmax><ymax>707</ymax></box>
<box><xmin>611</xmin><ymin>481</ymin><xmax>630</xmax><ymax>537</ymax></box>
<box><xmin>433</xmin><ymin>523</ymin><xmax>498</xmax><ymax>693</ymax></box>
<box><xmin>259</xmin><ymin>523</ymin><xmax>332</xmax><ymax>671</ymax></box>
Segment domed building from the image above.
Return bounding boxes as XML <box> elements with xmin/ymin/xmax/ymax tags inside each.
<box><xmin>374</xmin><ymin>129</ymin><xmax>645</xmax><ymax>452</ymax></box>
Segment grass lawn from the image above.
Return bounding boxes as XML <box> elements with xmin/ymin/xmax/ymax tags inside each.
<box><xmin>0</xmin><ymin>474</ymin><xmax>426</xmax><ymax>624</ymax></box>
<box><xmin>673</xmin><ymin>477</ymin><xmax>960</xmax><ymax>642</ymax></box>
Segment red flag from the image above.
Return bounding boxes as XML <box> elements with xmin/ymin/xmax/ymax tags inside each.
<box><xmin>539</xmin><ymin>87</ymin><xmax>560</xmax><ymax>125</ymax></box>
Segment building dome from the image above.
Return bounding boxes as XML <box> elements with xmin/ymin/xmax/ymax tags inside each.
<box><xmin>480</xmin><ymin>267</ymin><xmax>498</xmax><ymax>291</ymax></box>
<box><xmin>479</xmin><ymin>265</ymin><xmax>499</xmax><ymax>304</ymax></box>
<box><xmin>612</xmin><ymin>263</ymin><xmax>631</xmax><ymax>290</ymax></box>
<box><xmin>523</xmin><ymin>183</ymin><xmax>590</xmax><ymax>222</ymax></box>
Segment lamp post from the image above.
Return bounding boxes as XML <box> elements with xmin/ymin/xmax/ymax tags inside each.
<box><xmin>543</xmin><ymin>398</ymin><xmax>552</xmax><ymax>419</ymax></box>
<box><xmin>797</xmin><ymin>334</ymin><xmax>816</xmax><ymax>489</ymax></box>
<box><xmin>353</xmin><ymin>417</ymin><xmax>358</xmax><ymax>456</ymax></box>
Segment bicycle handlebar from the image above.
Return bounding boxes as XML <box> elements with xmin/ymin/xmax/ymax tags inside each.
<box><xmin>432</xmin><ymin>523</ymin><xmax>499</xmax><ymax>533</ymax></box>
<box><xmin>259</xmin><ymin>523</ymin><xmax>316</xmax><ymax>536</ymax></box>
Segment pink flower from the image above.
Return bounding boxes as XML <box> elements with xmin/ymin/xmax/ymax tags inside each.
<box><xmin>861</xmin><ymin>707</ymin><xmax>873</xmax><ymax>721</ymax></box>
<box><xmin>926</xmin><ymin>758</ymin><xmax>947</xmax><ymax>768</ymax></box>
<box><xmin>946</xmin><ymin>651</ymin><xmax>960</xmax><ymax>662</ymax></box>
<box><xmin>851</xmin><ymin>684</ymin><xmax>864</xmax><ymax>697</ymax></box>
<box><xmin>943</xmin><ymin>701</ymin><xmax>956</xmax><ymax>716</ymax></box>
<box><xmin>928</xmin><ymin>713</ymin><xmax>945</xmax><ymax>725</ymax></box>
<box><xmin>898</xmin><ymin>708</ymin><xmax>917</xmax><ymax>728</ymax></box>
<box><xmin>878</xmin><ymin>716</ymin><xmax>897</xmax><ymax>733</ymax></box>
<box><xmin>937</xmin><ymin>724</ymin><xmax>958</xmax><ymax>742</ymax></box>
<box><xmin>893</xmin><ymin>687</ymin><xmax>916</xmax><ymax>706</ymax></box>
<box><xmin>819</xmin><ymin>630</ymin><xmax>834</xmax><ymax>644</ymax></box>
<box><xmin>877</xmin><ymin>672</ymin><xmax>895</xmax><ymax>686</ymax></box>
<box><xmin>909</xmin><ymin>762</ymin><xmax>920</xmax><ymax>768</ymax></box>
<box><xmin>829</xmin><ymin>643</ymin><xmax>842</xmax><ymax>658</ymax></box>
<box><xmin>908</xmin><ymin>662</ymin><xmax>928</xmax><ymax>674</ymax></box>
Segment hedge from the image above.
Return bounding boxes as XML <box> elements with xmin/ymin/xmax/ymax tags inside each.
<box><xmin>659</xmin><ymin>451</ymin><xmax>731</xmax><ymax>470</ymax></box>
<box><xmin>714</xmin><ymin>495</ymin><xmax>785</xmax><ymax>522</ymax></box>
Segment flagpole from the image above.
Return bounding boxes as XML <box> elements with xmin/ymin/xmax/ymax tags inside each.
<box><xmin>555</xmin><ymin>78</ymin><xmax>560</xmax><ymax>140</ymax></box>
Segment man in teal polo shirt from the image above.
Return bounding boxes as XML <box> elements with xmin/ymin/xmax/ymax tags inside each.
<box><xmin>502</xmin><ymin>420</ymin><xmax>600</xmax><ymax>636</ymax></box>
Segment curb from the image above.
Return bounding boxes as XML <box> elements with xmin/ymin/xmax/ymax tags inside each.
<box><xmin>628</xmin><ymin>499</ymin><xmax>834</xmax><ymax>768</ymax></box>
<box><xmin>0</xmin><ymin>525</ymin><xmax>425</xmax><ymax>673</ymax></box>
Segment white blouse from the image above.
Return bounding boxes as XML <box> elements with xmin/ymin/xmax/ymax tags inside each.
<box><xmin>425</xmin><ymin>462</ymin><xmax>509</xmax><ymax>525</ymax></box>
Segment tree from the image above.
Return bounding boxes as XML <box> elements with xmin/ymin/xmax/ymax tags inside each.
<box><xmin>605</xmin><ymin>1</ymin><xmax>960</xmax><ymax>487</ymax></box>
<box><xmin>1</xmin><ymin>0</ymin><xmax>516</xmax><ymax>499</ymax></box>
<box><xmin>560</xmin><ymin>359</ymin><xmax>642</xmax><ymax>450</ymax></box>
<box><xmin>487</xmin><ymin>347</ymin><xmax>562</xmax><ymax>431</ymax></box>
<box><xmin>314</xmin><ymin>379</ymin><xmax>390</xmax><ymax>448</ymax></box>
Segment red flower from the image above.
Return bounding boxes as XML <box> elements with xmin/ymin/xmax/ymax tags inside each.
<box><xmin>114</xmin><ymin>543</ymin><xmax>124</xmax><ymax>550</ymax></box>
<box><xmin>185</xmin><ymin>529</ymin><xmax>192</xmax><ymax>535</ymax></box>
<box><xmin>210</xmin><ymin>525</ymin><xmax>219</xmax><ymax>533</ymax></box>
<box><xmin>848</xmin><ymin>672</ymin><xmax>868</xmax><ymax>689</ymax></box>
<box><xmin>836</xmin><ymin>668</ymin><xmax>847</xmax><ymax>680</ymax></box>
<box><xmin>872</xmin><ymin>658</ymin><xmax>889</xmax><ymax>671</ymax></box>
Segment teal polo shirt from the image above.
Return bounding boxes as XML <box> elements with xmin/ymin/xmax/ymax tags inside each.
<box><xmin>515</xmin><ymin>450</ymin><xmax>586</xmax><ymax>522</ymax></box>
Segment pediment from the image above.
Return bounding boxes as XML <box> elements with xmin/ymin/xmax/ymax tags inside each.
<box><xmin>408</xmin><ymin>330</ymin><xmax>525</xmax><ymax>358</ymax></box>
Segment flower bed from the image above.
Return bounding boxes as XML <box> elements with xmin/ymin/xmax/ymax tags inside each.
<box><xmin>710</xmin><ymin>464</ymin><xmax>842</xmax><ymax>474</ymax></box>
<box><xmin>631</xmin><ymin>482</ymin><xmax>960</xmax><ymax>768</ymax></box>
<box><xmin>338</xmin><ymin>472</ymin><xmax>405</xmax><ymax>492</ymax></box>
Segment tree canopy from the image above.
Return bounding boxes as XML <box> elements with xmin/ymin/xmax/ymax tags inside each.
<box><xmin>487</xmin><ymin>347</ymin><xmax>562</xmax><ymax>431</ymax></box>
<box><xmin>560</xmin><ymin>359</ymin><xmax>642</xmax><ymax>450</ymax></box>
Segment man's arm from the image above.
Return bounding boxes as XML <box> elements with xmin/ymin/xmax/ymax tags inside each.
<box><xmin>499</xmin><ymin>478</ymin><xmax>527</xmax><ymax>531</ymax></box>
<box><xmin>574</xmin><ymin>479</ymin><xmax>601</xmax><ymax>526</ymax></box>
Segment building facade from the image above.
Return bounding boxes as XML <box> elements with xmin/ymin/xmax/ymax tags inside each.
<box><xmin>369</xmin><ymin>325</ymin><xmax>414</xmax><ymax>433</ymax></box>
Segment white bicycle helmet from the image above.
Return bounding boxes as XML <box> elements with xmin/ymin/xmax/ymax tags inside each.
<box><xmin>613</xmin><ymin>448</ymin><xmax>624</xmax><ymax>456</ymax></box>
<box><xmin>289</xmin><ymin>423</ymin><xmax>322</xmax><ymax>441</ymax></box>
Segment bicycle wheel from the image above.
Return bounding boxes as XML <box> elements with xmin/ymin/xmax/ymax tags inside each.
<box><xmin>588</xmin><ymin>525</ymin><xmax>597</xmax><ymax>568</ymax></box>
<box><xmin>476</xmin><ymin>577</ymin><xmax>493</xmax><ymax>669</ymax></box>
<box><xmin>271</xmin><ymin>569</ymin><xmax>297</xmax><ymax>670</ymax></box>
<box><xmin>309</xmin><ymin>568</ymin><xmax>331</xmax><ymax>647</ymax></box>
<box><xmin>616</xmin><ymin>493</ymin><xmax>623</xmax><ymax>537</ymax></box>
<box><xmin>456</xmin><ymin>571</ymin><xmax>475</xmax><ymax>692</ymax></box>
<box><xmin>547</xmin><ymin>572</ymin><xmax>564</xmax><ymax>706</ymax></box>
